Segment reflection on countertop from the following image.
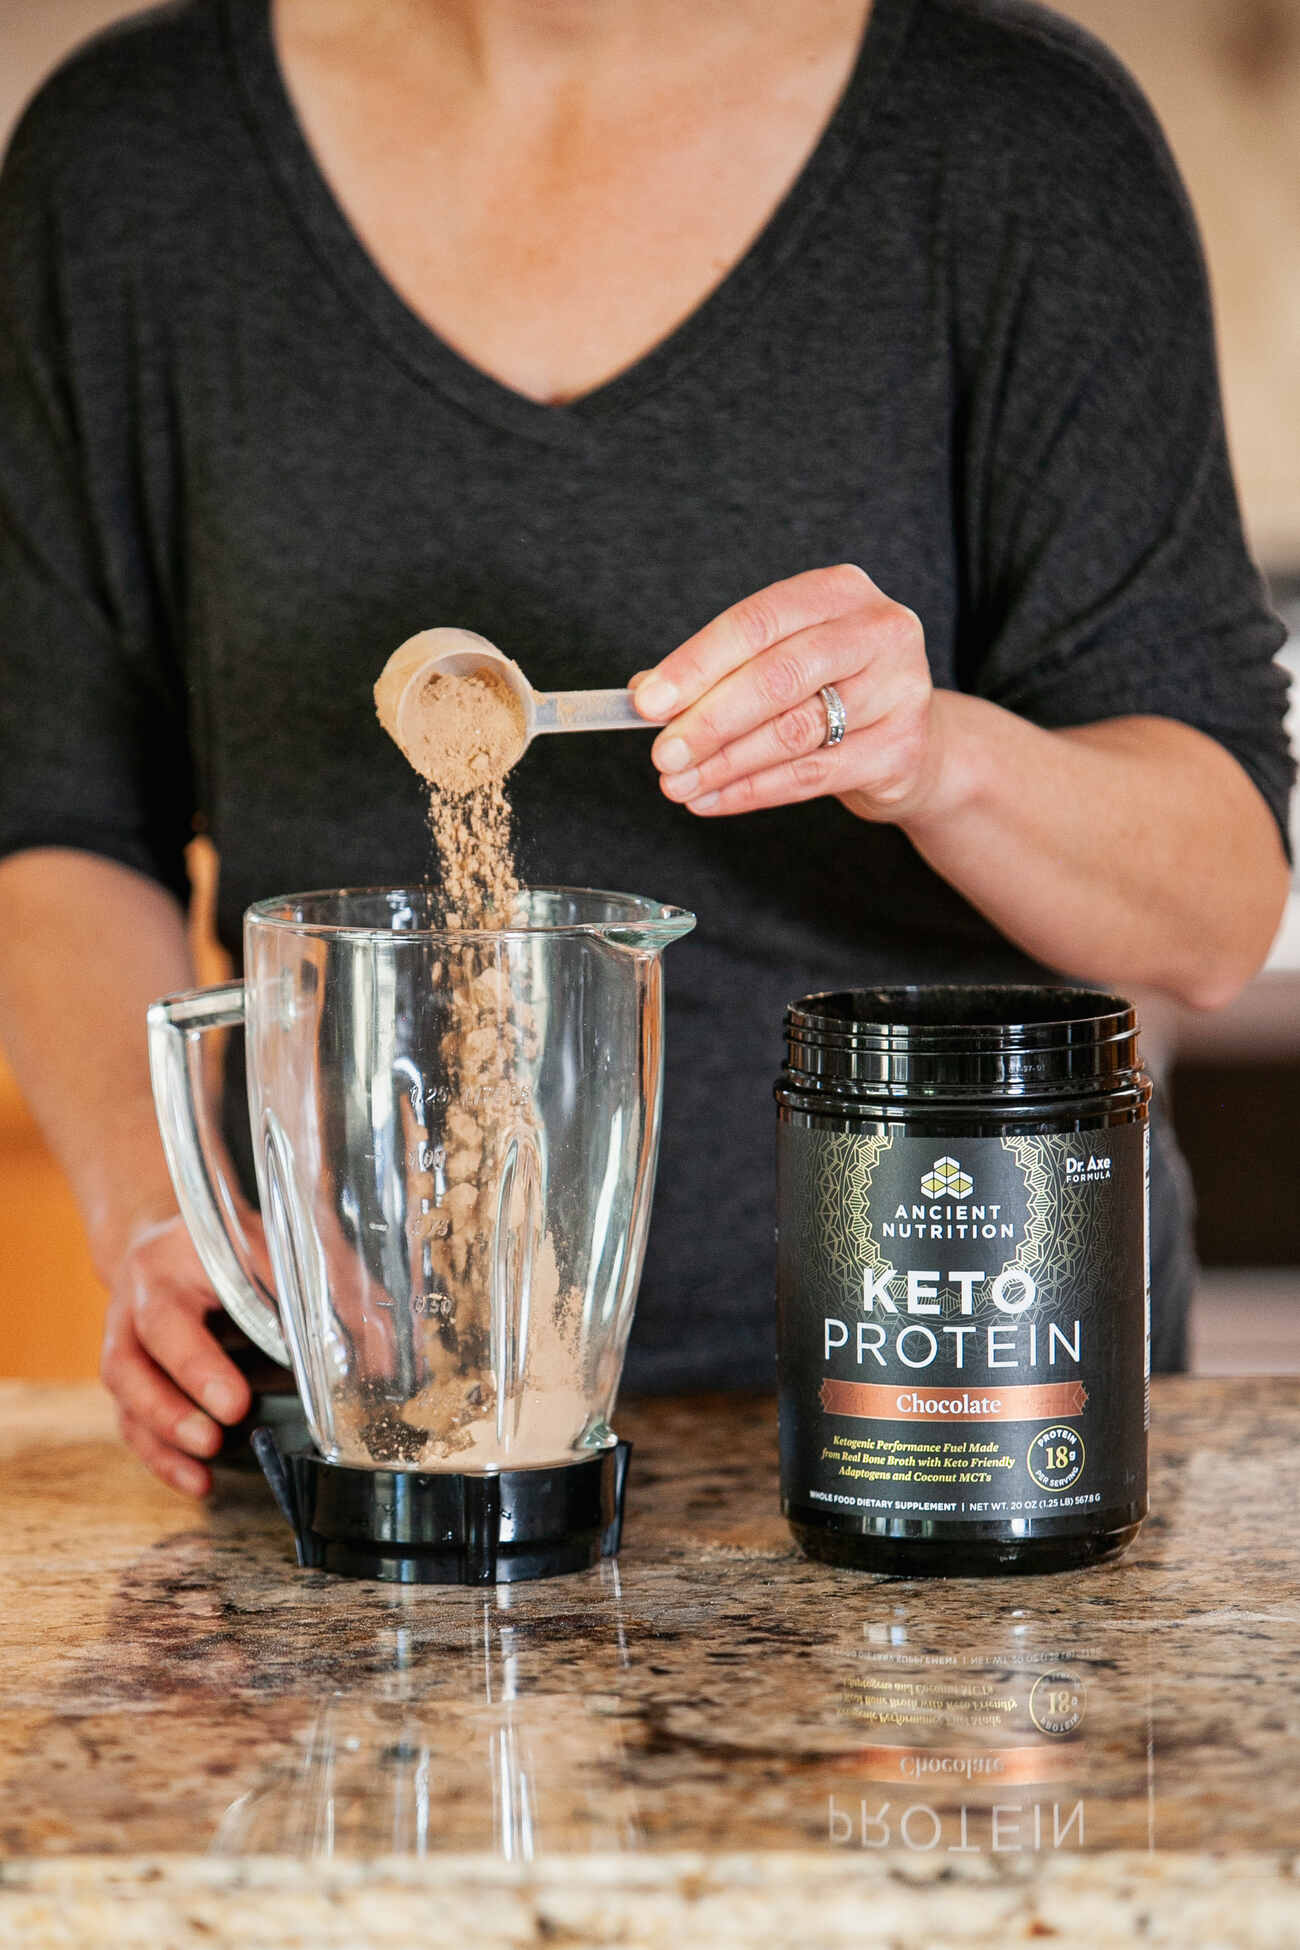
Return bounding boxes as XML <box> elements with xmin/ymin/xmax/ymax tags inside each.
<box><xmin>1</xmin><ymin>1379</ymin><xmax>1299</xmax><ymax>1945</ymax></box>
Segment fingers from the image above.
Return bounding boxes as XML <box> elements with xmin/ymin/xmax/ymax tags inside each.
<box><xmin>102</xmin><ymin>1320</ymin><xmax>224</xmax><ymax>1459</ymax></box>
<box><xmin>630</xmin><ymin>564</ymin><xmax>878</xmax><ymax>721</ymax></box>
<box><xmin>656</xmin><ymin>657</ymin><xmax>914</xmax><ymax>805</ymax></box>
<box><xmin>633</xmin><ymin>567</ymin><xmax>931</xmax><ymax>819</ymax></box>
<box><xmin>649</xmin><ymin>612</ymin><xmax>874</xmax><ymax>782</ymax></box>
<box><xmin>118</xmin><ymin>1409</ymin><xmax>212</xmax><ymax>1500</ymax></box>
<box><xmin>670</xmin><ymin>718</ymin><xmax>932</xmax><ymax>818</ymax></box>
<box><xmin>132</xmin><ymin>1285</ymin><xmax>251</xmax><ymax>1426</ymax></box>
<box><xmin>100</xmin><ymin>1216</ymin><xmax>256</xmax><ymax>1497</ymax></box>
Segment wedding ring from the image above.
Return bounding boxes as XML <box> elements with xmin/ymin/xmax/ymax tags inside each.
<box><xmin>819</xmin><ymin>683</ymin><xmax>847</xmax><ymax>748</ymax></box>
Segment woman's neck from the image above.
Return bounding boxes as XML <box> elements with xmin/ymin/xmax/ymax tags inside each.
<box><xmin>271</xmin><ymin>0</ymin><xmax>872</xmax><ymax>403</ymax></box>
<box><xmin>287</xmin><ymin>0</ymin><xmax>833</xmax><ymax>100</ymax></box>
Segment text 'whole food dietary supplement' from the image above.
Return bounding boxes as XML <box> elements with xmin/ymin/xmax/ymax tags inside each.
<box><xmin>775</xmin><ymin>987</ymin><xmax>1150</xmax><ymax>1576</ymax></box>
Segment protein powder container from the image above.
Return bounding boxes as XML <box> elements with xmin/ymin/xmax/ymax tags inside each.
<box><xmin>776</xmin><ymin>987</ymin><xmax>1150</xmax><ymax>1576</ymax></box>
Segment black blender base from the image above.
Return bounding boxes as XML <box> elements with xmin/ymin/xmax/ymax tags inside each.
<box><xmin>251</xmin><ymin>1428</ymin><xmax>630</xmax><ymax>1584</ymax></box>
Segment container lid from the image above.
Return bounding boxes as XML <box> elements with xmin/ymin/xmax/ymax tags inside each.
<box><xmin>783</xmin><ymin>984</ymin><xmax>1142</xmax><ymax>1097</ymax></box>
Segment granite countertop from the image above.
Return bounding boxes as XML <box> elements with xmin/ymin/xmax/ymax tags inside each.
<box><xmin>1</xmin><ymin>1377</ymin><xmax>1299</xmax><ymax>1947</ymax></box>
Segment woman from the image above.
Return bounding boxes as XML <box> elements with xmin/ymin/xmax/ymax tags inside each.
<box><xmin>0</xmin><ymin>0</ymin><xmax>1290</xmax><ymax>1494</ymax></box>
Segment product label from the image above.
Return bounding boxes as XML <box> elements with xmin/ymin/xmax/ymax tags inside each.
<box><xmin>777</xmin><ymin>1127</ymin><xmax>1148</xmax><ymax>1527</ymax></box>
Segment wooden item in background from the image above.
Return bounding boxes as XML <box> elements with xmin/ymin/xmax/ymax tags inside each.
<box><xmin>0</xmin><ymin>1067</ymin><xmax>104</xmax><ymax>1380</ymax></box>
<box><xmin>1172</xmin><ymin>1057</ymin><xmax>1300</xmax><ymax>1263</ymax></box>
<box><xmin>0</xmin><ymin>841</ymin><xmax>230</xmax><ymax>1380</ymax></box>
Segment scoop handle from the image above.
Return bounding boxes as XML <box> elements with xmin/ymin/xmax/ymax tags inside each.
<box><xmin>531</xmin><ymin>688</ymin><xmax>648</xmax><ymax>734</ymax></box>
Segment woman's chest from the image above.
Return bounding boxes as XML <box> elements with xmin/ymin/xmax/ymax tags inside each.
<box><xmin>270</xmin><ymin>2</ymin><xmax>871</xmax><ymax>405</ymax></box>
<box><xmin>179</xmin><ymin>345</ymin><xmax>960</xmax><ymax>723</ymax></box>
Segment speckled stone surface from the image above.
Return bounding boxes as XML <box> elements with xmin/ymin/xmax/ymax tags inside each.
<box><xmin>1</xmin><ymin>1378</ymin><xmax>1299</xmax><ymax>1946</ymax></box>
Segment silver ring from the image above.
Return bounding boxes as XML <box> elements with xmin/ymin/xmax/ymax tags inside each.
<box><xmin>819</xmin><ymin>683</ymin><xmax>847</xmax><ymax>747</ymax></box>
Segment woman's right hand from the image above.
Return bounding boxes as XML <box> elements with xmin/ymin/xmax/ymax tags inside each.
<box><xmin>99</xmin><ymin>1213</ymin><xmax>252</xmax><ymax>1497</ymax></box>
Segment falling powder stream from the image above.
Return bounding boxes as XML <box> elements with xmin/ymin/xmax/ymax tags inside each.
<box><xmin>356</xmin><ymin>653</ymin><xmax>596</xmax><ymax>1470</ymax></box>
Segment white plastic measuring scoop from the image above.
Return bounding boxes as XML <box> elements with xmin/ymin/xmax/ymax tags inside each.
<box><xmin>376</xmin><ymin>627</ymin><xmax>646</xmax><ymax>779</ymax></box>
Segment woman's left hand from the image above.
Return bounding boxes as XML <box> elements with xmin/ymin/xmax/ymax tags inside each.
<box><xmin>630</xmin><ymin>564</ymin><xmax>941</xmax><ymax>823</ymax></box>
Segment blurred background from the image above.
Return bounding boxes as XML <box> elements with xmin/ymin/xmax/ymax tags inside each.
<box><xmin>1</xmin><ymin>0</ymin><xmax>1298</xmax><ymax>1379</ymax></box>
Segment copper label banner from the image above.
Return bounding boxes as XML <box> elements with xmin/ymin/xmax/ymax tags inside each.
<box><xmin>820</xmin><ymin>1378</ymin><xmax>1088</xmax><ymax>1422</ymax></box>
<box><xmin>837</xmin><ymin>1743</ymin><xmax>1079</xmax><ymax>1785</ymax></box>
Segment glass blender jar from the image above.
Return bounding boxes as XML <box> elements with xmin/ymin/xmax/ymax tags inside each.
<box><xmin>148</xmin><ymin>885</ymin><xmax>694</xmax><ymax>1581</ymax></box>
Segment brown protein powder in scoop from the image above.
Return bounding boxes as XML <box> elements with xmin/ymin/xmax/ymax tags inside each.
<box><xmin>375</xmin><ymin>658</ymin><xmax>528</xmax><ymax>928</ymax></box>
<box><xmin>402</xmin><ymin>666</ymin><xmax>528</xmax><ymax>797</ymax></box>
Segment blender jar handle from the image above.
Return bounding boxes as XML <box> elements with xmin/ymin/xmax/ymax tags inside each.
<box><xmin>147</xmin><ymin>982</ymin><xmax>291</xmax><ymax>1368</ymax></box>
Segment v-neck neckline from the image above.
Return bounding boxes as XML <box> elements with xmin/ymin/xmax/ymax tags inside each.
<box><xmin>223</xmin><ymin>0</ymin><xmax>917</xmax><ymax>448</ymax></box>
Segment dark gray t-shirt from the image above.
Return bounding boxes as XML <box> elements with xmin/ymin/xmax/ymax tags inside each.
<box><xmin>0</xmin><ymin>0</ymin><xmax>1291</xmax><ymax>1383</ymax></box>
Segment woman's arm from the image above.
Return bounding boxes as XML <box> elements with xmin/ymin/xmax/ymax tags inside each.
<box><xmin>0</xmin><ymin>849</ymin><xmax>189</xmax><ymax>1268</ymax></box>
<box><xmin>631</xmin><ymin>564</ymin><xmax>1290</xmax><ymax>1011</ymax></box>
<box><xmin>0</xmin><ymin>848</ymin><xmax>250</xmax><ymax>1492</ymax></box>
<box><xmin>895</xmin><ymin>700</ymin><xmax>1287</xmax><ymax>1013</ymax></box>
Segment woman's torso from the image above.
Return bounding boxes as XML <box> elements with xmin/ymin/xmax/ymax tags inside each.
<box><xmin>4</xmin><ymin>0</ymin><xmax>1221</xmax><ymax>1376</ymax></box>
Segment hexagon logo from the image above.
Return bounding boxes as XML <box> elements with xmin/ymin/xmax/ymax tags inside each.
<box><xmin>920</xmin><ymin>1154</ymin><xmax>973</xmax><ymax>1198</ymax></box>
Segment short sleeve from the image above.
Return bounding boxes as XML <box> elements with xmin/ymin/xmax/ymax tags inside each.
<box><xmin>0</xmin><ymin>83</ymin><xmax>195</xmax><ymax>904</ymax></box>
<box><xmin>951</xmin><ymin>33</ymin><xmax>1294</xmax><ymax>854</ymax></box>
